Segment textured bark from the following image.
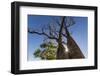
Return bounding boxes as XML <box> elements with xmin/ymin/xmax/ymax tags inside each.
<box><xmin>56</xmin><ymin>17</ymin><xmax>69</xmax><ymax>59</ymax></box>
<box><xmin>65</xmin><ymin>28</ymin><xmax>85</xmax><ymax>59</ymax></box>
<box><xmin>57</xmin><ymin>17</ymin><xmax>85</xmax><ymax>59</ymax></box>
<box><xmin>57</xmin><ymin>44</ymin><xmax>69</xmax><ymax>59</ymax></box>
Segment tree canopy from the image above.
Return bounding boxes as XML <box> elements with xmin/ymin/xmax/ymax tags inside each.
<box><xmin>33</xmin><ymin>41</ymin><xmax>57</xmax><ymax>60</ymax></box>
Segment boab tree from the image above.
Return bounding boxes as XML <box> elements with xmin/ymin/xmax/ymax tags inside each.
<box><xmin>63</xmin><ymin>17</ymin><xmax>85</xmax><ymax>58</ymax></box>
<box><xmin>28</xmin><ymin>16</ymin><xmax>85</xmax><ymax>59</ymax></box>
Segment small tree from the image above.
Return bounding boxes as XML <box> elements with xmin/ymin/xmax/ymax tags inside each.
<box><xmin>33</xmin><ymin>48</ymin><xmax>41</xmax><ymax>58</ymax></box>
<box><xmin>33</xmin><ymin>41</ymin><xmax>57</xmax><ymax>60</ymax></box>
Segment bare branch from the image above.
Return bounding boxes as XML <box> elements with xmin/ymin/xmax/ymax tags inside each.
<box><xmin>64</xmin><ymin>17</ymin><xmax>75</xmax><ymax>28</ymax></box>
<box><xmin>28</xmin><ymin>28</ymin><xmax>58</xmax><ymax>41</ymax></box>
<box><xmin>51</xmin><ymin>17</ymin><xmax>61</xmax><ymax>26</ymax></box>
<box><xmin>28</xmin><ymin>16</ymin><xmax>75</xmax><ymax>44</ymax></box>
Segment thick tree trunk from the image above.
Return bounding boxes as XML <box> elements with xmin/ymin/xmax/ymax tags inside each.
<box><xmin>65</xmin><ymin>27</ymin><xmax>85</xmax><ymax>59</ymax></box>
<box><xmin>56</xmin><ymin>17</ymin><xmax>69</xmax><ymax>59</ymax></box>
<box><xmin>57</xmin><ymin>44</ymin><xmax>69</xmax><ymax>59</ymax></box>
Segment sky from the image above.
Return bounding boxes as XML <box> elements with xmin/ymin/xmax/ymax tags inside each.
<box><xmin>28</xmin><ymin>15</ymin><xmax>88</xmax><ymax>61</ymax></box>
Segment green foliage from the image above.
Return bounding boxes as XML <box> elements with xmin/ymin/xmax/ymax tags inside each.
<box><xmin>33</xmin><ymin>42</ymin><xmax>57</xmax><ymax>60</ymax></box>
<box><xmin>33</xmin><ymin>49</ymin><xmax>41</xmax><ymax>57</ymax></box>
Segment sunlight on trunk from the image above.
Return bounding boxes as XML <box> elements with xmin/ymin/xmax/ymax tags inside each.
<box><xmin>62</xmin><ymin>44</ymin><xmax>69</xmax><ymax>52</ymax></box>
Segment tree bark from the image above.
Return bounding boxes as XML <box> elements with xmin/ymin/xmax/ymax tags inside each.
<box><xmin>64</xmin><ymin>27</ymin><xmax>85</xmax><ymax>59</ymax></box>
<box><xmin>56</xmin><ymin>17</ymin><xmax>69</xmax><ymax>59</ymax></box>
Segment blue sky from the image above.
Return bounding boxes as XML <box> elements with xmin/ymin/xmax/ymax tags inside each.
<box><xmin>28</xmin><ymin>15</ymin><xmax>88</xmax><ymax>61</ymax></box>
